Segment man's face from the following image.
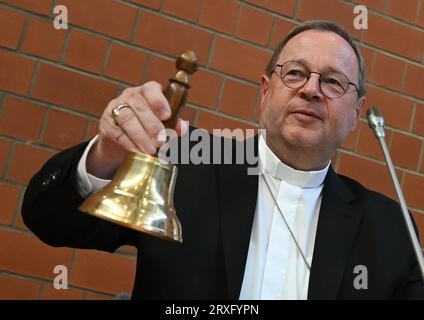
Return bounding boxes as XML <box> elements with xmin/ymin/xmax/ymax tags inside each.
<box><xmin>259</xmin><ymin>29</ymin><xmax>365</xmax><ymax>160</ymax></box>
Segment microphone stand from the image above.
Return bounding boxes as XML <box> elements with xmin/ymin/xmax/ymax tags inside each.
<box><xmin>367</xmin><ymin>107</ymin><xmax>424</xmax><ymax>280</ymax></box>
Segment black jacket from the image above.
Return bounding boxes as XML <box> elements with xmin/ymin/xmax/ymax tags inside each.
<box><xmin>21</xmin><ymin>134</ymin><xmax>424</xmax><ymax>299</ymax></box>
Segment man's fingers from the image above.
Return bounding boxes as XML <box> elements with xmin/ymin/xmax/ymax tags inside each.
<box><xmin>99</xmin><ymin>83</ymin><xmax>188</xmax><ymax>161</ymax></box>
<box><xmin>113</xmin><ymin>130</ymin><xmax>139</xmax><ymax>154</ymax></box>
<box><xmin>139</xmin><ymin>81</ymin><xmax>171</xmax><ymax>121</ymax></box>
<box><xmin>115</xmin><ymin>107</ymin><xmax>157</xmax><ymax>155</ymax></box>
<box><xmin>99</xmin><ymin>115</ymin><xmax>139</xmax><ymax>154</ymax></box>
<box><xmin>126</xmin><ymin>94</ymin><xmax>165</xmax><ymax>148</ymax></box>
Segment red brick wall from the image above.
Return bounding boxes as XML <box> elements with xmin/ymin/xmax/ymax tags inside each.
<box><xmin>0</xmin><ymin>0</ymin><xmax>423</xmax><ymax>299</ymax></box>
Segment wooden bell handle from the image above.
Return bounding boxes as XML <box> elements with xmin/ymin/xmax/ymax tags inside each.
<box><xmin>162</xmin><ymin>51</ymin><xmax>199</xmax><ymax>129</ymax></box>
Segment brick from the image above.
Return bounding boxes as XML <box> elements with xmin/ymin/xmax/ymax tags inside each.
<box><xmin>32</xmin><ymin>63</ymin><xmax>118</xmax><ymax>116</ymax></box>
<box><xmin>403</xmin><ymin>64</ymin><xmax>424</xmax><ymax>100</ymax></box>
<box><xmin>235</xmin><ymin>6</ymin><xmax>273</xmax><ymax>46</ymax></box>
<box><xmin>364</xmin><ymin>86</ymin><xmax>414</xmax><ymax>130</ymax></box>
<box><xmin>340</xmin><ymin>129</ymin><xmax>358</xmax><ymax>151</ymax></box>
<box><xmin>356</xmin><ymin>121</ymin><xmax>391</xmax><ymax>161</ymax></box>
<box><xmin>105</xmin><ymin>43</ymin><xmax>148</xmax><ymax>85</ymax></box>
<box><xmin>412</xmin><ymin>212</ymin><xmax>424</xmax><ymax>246</ymax></box>
<box><xmin>41</xmin><ymin>285</ymin><xmax>85</xmax><ymax>300</ymax></box>
<box><xmin>15</xmin><ymin>210</ymin><xmax>28</xmax><ymax>230</ymax></box>
<box><xmin>180</xmin><ymin>105</ymin><xmax>197</xmax><ymax>124</ymax></box>
<box><xmin>0</xmin><ymin>50</ymin><xmax>36</xmax><ymax>95</ymax></box>
<box><xmin>199</xmin><ymin>0</ymin><xmax>239</xmax><ymax>34</ymax></box>
<box><xmin>413</xmin><ymin>103</ymin><xmax>424</xmax><ymax>136</ymax></box>
<box><xmin>370</xmin><ymin>53</ymin><xmax>405</xmax><ymax>91</ymax></box>
<box><xmin>219</xmin><ymin>79</ymin><xmax>258</xmax><ymax>120</ymax></box>
<box><xmin>421</xmin><ymin>157</ymin><xmax>424</xmax><ymax>174</ymax></box>
<box><xmin>85</xmin><ymin>292</ymin><xmax>114</xmax><ymax>300</ymax></box>
<box><xmin>189</xmin><ymin>70</ymin><xmax>223</xmax><ymax>109</ymax></box>
<box><xmin>21</xmin><ymin>16</ymin><xmax>67</xmax><ymax>62</ymax></box>
<box><xmin>0</xmin><ymin>0</ymin><xmax>52</xmax><ymax>15</ymax></box>
<box><xmin>297</xmin><ymin>0</ymin><xmax>361</xmax><ymax>40</ymax></box>
<box><xmin>0</xmin><ymin>229</ymin><xmax>73</xmax><ymax>279</ymax></box>
<box><xmin>162</xmin><ymin>0</ymin><xmax>202</xmax><ymax>22</ymax></box>
<box><xmin>254</xmin><ymin>99</ymin><xmax>261</xmax><ymax>122</ymax></box>
<box><xmin>0</xmin><ymin>6</ymin><xmax>26</xmax><ymax>49</ymax></box>
<box><xmin>64</xmin><ymin>30</ymin><xmax>109</xmax><ymax>74</ymax></box>
<box><xmin>196</xmin><ymin>111</ymin><xmax>257</xmax><ymax>140</ymax></box>
<box><xmin>403</xmin><ymin>173</ymin><xmax>424</xmax><ymax>210</ymax></box>
<box><xmin>210</xmin><ymin>36</ymin><xmax>271</xmax><ymax>83</ymax></box>
<box><xmin>244</xmin><ymin>0</ymin><xmax>296</xmax><ymax>16</ymax></box>
<box><xmin>0</xmin><ymin>274</ymin><xmax>41</xmax><ymax>300</ymax></box>
<box><xmin>144</xmin><ymin>55</ymin><xmax>175</xmax><ymax>87</ymax></box>
<box><xmin>70</xmin><ymin>250</ymin><xmax>136</xmax><ymax>294</ymax></box>
<box><xmin>0</xmin><ymin>96</ymin><xmax>45</xmax><ymax>141</ymax></box>
<box><xmin>352</xmin><ymin>0</ymin><xmax>385</xmax><ymax>11</ymax></box>
<box><xmin>0</xmin><ymin>183</ymin><xmax>21</xmax><ymax>225</ymax></box>
<box><xmin>364</xmin><ymin>13</ymin><xmax>424</xmax><ymax>61</ymax></box>
<box><xmin>42</xmin><ymin>109</ymin><xmax>88</xmax><ymax>150</ymax></box>
<box><xmin>0</xmin><ymin>139</ymin><xmax>11</xmax><ymax>176</ymax></box>
<box><xmin>337</xmin><ymin>153</ymin><xmax>397</xmax><ymax>199</ymax></box>
<box><xmin>127</xmin><ymin>0</ymin><xmax>162</xmax><ymax>9</ymax></box>
<box><xmin>84</xmin><ymin>120</ymin><xmax>100</xmax><ymax>140</ymax></box>
<box><xmin>253</xmin><ymin>104</ymin><xmax>259</xmax><ymax>124</ymax></box>
<box><xmin>417</xmin><ymin>3</ymin><xmax>424</xmax><ymax>28</ymax></box>
<box><xmin>269</xmin><ymin>18</ymin><xmax>297</xmax><ymax>48</ymax></box>
<box><xmin>386</xmin><ymin>0</ymin><xmax>419</xmax><ymax>23</ymax></box>
<box><xmin>7</xmin><ymin>143</ymin><xmax>55</xmax><ymax>185</ymax></box>
<box><xmin>358</xmin><ymin>45</ymin><xmax>374</xmax><ymax>81</ymax></box>
<box><xmin>135</xmin><ymin>11</ymin><xmax>212</xmax><ymax>65</ymax></box>
<box><xmin>390</xmin><ymin>132</ymin><xmax>422</xmax><ymax>170</ymax></box>
<box><xmin>59</xmin><ymin>0</ymin><xmax>137</xmax><ymax>41</ymax></box>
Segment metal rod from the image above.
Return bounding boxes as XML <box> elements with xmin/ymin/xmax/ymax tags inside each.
<box><xmin>377</xmin><ymin>136</ymin><xmax>424</xmax><ymax>280</ymax></box>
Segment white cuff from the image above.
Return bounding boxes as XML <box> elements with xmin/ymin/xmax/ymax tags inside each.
<box><xmin>76</xmin><ymin>135</ymin><xmax>111</xmax><ymax>197</ymax></box>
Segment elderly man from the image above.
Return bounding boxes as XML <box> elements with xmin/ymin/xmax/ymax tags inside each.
<box><xmin>22</xmin><ymin>20</ymin><xmax>423</xmax><ymax>299</ymax></box>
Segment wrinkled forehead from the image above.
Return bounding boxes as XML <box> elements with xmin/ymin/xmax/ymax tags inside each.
<box><xmin>278</xmin><ymin>29</ymin><xmax>359</xmax><ymax>80</ymax></box>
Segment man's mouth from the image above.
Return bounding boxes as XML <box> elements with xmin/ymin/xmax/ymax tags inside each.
<box><xmin>290</xmin><ymin>108</ymin><xmax>323</xmax><ymax>122</ymax></box>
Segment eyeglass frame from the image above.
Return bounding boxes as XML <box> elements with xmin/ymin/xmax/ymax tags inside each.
<box><xmin>273</xmin><ymin>60</ymin><xmax>360</xmax><ymax>99</ymax></box>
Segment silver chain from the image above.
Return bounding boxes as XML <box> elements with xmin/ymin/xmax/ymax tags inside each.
<box><xmin>259</xmin><ymin>168</ymin><xmax>311</xmax><ymax>271</ymax></box>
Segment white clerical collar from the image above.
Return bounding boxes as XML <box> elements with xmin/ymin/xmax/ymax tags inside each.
<box><xmin>258</xmin><ymin>134</ymin><xmax>330</xmax><ymax>188</ymax></box>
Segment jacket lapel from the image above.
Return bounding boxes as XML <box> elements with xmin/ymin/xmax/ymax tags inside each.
<box><xmin>308</xmin><ymin>167</ymin><xmax>362</xmax><ymax>299</ymax></box>
<box><xmin>218</xmin><ymin>136</ymin><xmax>259</xmax><ymax>299</ymax></box>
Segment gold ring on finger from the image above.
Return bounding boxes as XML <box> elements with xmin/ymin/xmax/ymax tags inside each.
<box><xmin>111</xmin><ymin>104</ymin><xmax>131</xmax><ymax>126</ymax></box>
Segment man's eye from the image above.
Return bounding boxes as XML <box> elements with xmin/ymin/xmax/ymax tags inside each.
<box><xmin>286</xmin><ymin>69</ymin><xmax>304</xmax><ymax>77</ymax></box>
<box><xmin>324</xmin><ymin>77</ymin><xmax>342</xmax><ymax>87</ymax></box>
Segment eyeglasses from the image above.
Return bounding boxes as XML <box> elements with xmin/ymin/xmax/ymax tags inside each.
<box><xmin>273</xmin><ymin>61</ymin><xmax>360</xmax><ymax>99</ymax></box>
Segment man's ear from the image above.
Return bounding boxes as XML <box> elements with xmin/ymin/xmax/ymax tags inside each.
<box><xmin>351</xmin><ymin>96</ymin><xmax>366</xmax><ymax>132</ymax></box>
<box><xmin>260</xmin><ymin>75</ymin><xmax>271</xmax><ymax>112</ymax></box>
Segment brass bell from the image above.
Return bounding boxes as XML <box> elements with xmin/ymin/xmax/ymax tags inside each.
<box><xmin>79</xmin><ymin>51</ymin><xmax>199</xmax><ymax>242</ymax></box>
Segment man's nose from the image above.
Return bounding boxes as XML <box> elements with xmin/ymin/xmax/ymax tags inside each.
<box><xmin>298</xmin><ymin>73</ymin><xmax>323</xmax><ymax>100</ymax></box>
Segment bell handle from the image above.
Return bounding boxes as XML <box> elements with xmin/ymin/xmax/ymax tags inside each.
<box><xmin>162</xmin><ymin>50</ymin><xmax>199</xmax><ymax>129</ymax></box>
